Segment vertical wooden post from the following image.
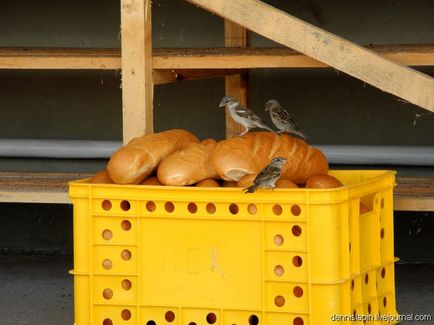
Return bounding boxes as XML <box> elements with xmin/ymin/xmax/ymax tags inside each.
<box><xmin>121</xmin><ymin>0</ymin><xmax>153</xmax><ymax>144</ymax></box>
<box><xmin>224</xmin><ymin>21</ymin><xmax>248</xmax><ymax>138</ymax></box>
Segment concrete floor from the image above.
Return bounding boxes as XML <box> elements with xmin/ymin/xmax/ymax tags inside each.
<box><xmin>0</xmin><ymin>255</ymin><xmax>432</xmax><ymax>325</ymax></box>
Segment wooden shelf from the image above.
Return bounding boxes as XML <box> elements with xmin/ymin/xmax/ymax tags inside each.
<box><xmin>0</xmin><ymin>48</ymin><xmax>121</xmax><ymax>70</ymax></box>
<box><xmin>153</xmin><ymin>44</ymin><xmax>434</xmax><ymax>69</ymax></box>
<box><xmin>1</xmin><ymin>44</ymin><xmax>434</xmax><ymax>70</ymax></box>
<box><xmin>394</xmin><ymin>176</ymin><xmax>434</xmax><ymax>211</ymax></box>
<box><xmin>0</xmin><ymin>172</ymin><xmax>92</xmax><ymax>204</ymax></box>
<box><xmin>0</xmin><ymin>172</ymin><xmax>432</xmax><ymax>211</ymax></box>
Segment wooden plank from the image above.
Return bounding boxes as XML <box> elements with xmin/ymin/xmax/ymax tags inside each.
<box><xmin>153</xmin><ymin>45</ymin><xmax>434</xmax><ymax>69</ymax></box>
<box><xmin>0</xmin><ymin>48</ymin><xmax>121</xmax><ymax>70</ymax></box>
<box><xmin>153</xmin><ymin>68</ymin><xmax>245</xmax><ymax>85</ymax></box>
<box><xmin>394</xmin><ymin>176</ymin><xmax>434</xmax><ymax>211</ymax></box>
<box><xmin>121</xmin><ymin>0</ymin><xmax>153</xmax><ymax>143</ymax></box>
<box><xmin>0</xmin><ymin>172</ymin><xmax>432</xmax><ymax>210</ymax></box>
<box><xmin>186</xmin><ymin>0</ymin><xmax>434</xmax><ymax>113</ymax></box>
<box><xmin>0</xmin><ymin>172</ymin><xmax>92</xmax><ymax>204</ymax></box>
<box><xmin>224</xmin><ymin>21</ymin><xmax>248</xmax><ymax>138</ymax></box>
<box><xmin>1</xmin><ymin>45</ymin><xmax>434</xmax><ymax>70</ymax></box>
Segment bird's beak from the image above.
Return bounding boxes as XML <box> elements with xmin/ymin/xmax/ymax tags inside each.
<box><xmin>219</xmin><ymin>100</ymin><xmax>226</xmax><ymax>107</ymax></box>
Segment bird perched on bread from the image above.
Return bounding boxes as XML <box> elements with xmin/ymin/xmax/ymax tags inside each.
<box><xmin>265</xmin><ymin>99</ymin><xmax>307</xmax><ymax>139</ymax></box>
<box><xmin>244</xmin><ymin>157</ymin><xmax>287</xmax><ymax>193</ymax></box>
<box><xmin>219</xmin><ymin>96</ymin><xmax>277</xmax><ymax>136</ymax></box>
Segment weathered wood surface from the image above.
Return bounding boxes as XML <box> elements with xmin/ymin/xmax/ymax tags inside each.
<box><xmin>121</xmin><ymin>0</ymin><xmax>154</xmax><ymax>143</ymax></box>
<box><xmin>224</xmin><ymin>21</ymin><xmax>248</xmax><ymax>138</ymax></box>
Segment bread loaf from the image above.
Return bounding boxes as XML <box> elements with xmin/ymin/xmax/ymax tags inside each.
<box><xmin>196</xmin><ymin>179</ymin><xmax>220</xmax><ymax>187</ymax></box>
<box><xmin>89</xmin><ymin>170</ymin><xmax>114</xmax><ymax>184</ymax></box>
<box><xmin>211</xmin><ymin>132</ymin><xmax>328</xmax><ymax>184</ymax></box>
<box><xmin>222</xmin><ymin>181</ymin><xmax>238</xmax><ymax>187</ymax></box>
<box><xmin>276</xmin><ymin>179</ymin><xmax>298</xmax><ymax>188</ymax></box>
<box><xmin>237</xmin><ymin>174</ymin><xmax>298</xmax><ymax>188</ymax></box>
<box><xmin>140</xmin><ymin>176</ymin><xmax>162</xmax><ymax>185</ymax></box>
<box><xmin>306</xmin><ymin>174</ymin><xmax>343</xmax><ymax>188</ymax></box>
<box><xmin>157</xmin><ymin>139</ymin><xmax>218</xmax><ymax>186</ymax></box>
<box><xmin>107</xmin><ymin>129</ymin><xmax>199</xmax><ymax>184</ymax></box>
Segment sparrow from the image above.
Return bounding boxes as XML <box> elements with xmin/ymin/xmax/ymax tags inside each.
<box><xmin>244</xmin><ymin>157</ymin><xmax>288</xmax><ymax>193</ymax></box>
<box><xmin>219</xmin><ymin>96</ymin><xmax>277</xmax><ymax>136</ymax></box>
<box><xmin>265</xmin><ymin>99</ymin><xmax>307</xmax><ymax>139</ymax></box>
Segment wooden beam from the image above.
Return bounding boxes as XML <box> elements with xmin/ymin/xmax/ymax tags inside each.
<box><xmin>153</xmin><ymin>45</ymin><xmax>434</xmax><ymax>69</ymax></box>
<box><xmin>0</xmin><ymin>172</ymin><xmax>432</xmax><ymax>210</ymax></box>
<box><xmin>394</xmin><ymin>176</ymin><xmax>434</xmax><ymax>211</ymax></box>
<box><xmin>1</xmin><ymin>45</ymin><xmax>434</xmax><ymax>70</ymax></box>
<box><xmin>121</xmin><ymin>0</ymin><xmax>153</xmax><ymax>143</ymax></box>
<box><xmin>0</xmin><ymin>172</ymin><xmax>92</xmax><ymax>204</ymax></box>
<box><xmin>0</xmin><ymin>48</ymin><xmax>121</xmax><ymax>70</ymax></box>
<box><xmin>224</xmin><ymin>21</ymin><xmax>248</xmax><ymax>138</ymax></box>
<box><xmin>186</xmin><ymin>0</ymin><xmax>434</xmax><ymax>113</ymax></box>
<box><xmin>153</xmin><ymin>68</ymin><xmax>245</xmax><ymax>85</ymax></box>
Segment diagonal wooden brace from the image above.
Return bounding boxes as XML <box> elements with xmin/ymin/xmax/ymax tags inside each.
<box><xmin>187</xmin><ymin>0</ymin><xmax>434</xmax><ymax>113</ymax></box>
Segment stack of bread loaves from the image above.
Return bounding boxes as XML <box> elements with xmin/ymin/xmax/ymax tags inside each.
<box><xmin>90</xmin><ymin>128</ymin><xmax>344</xmax><ymax>190</ymax></box>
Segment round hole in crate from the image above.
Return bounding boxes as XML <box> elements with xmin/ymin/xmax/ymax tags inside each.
<box><xmin>274</xmin><ymin>234</ymin><xmax>284</xmax><ymax>246</ymax></box>
<box><xmin>120</xmin><ymin>200</ymin><xmax>131</xmax><ymax>211</ymax></box>
<box><xmin>188</xmin><ymin>323</ymin><xmax>197</xmax><ymax>325</ymax></box>
<box><xmin>102</xmin><ymin>229</ymin><xmax>113</xmax><ymax>240</ymax></box>
<box><xmin>102</xmin><ymin>288</ymin><xmax>113</xmax><ymax>300</ymax></box>
<box><xmin>380</xmin><ymin>228</ymin><xmax>385</xmax><ymax>239</ymax></box>
<box><xmin>248</xmin><ymin>315</ymin><xmax>259</xmax><ymax>325</ymax></box>
<box><xmin>121</xmin><ymin>249</ymin><xmax>132</xmax><ymax>261</ymax></box>
<box><xmin>291</xmin><ymin>204</ymin><xmax>301</xmax><ymax>216</ymax></box>
<box><xmin>351</xmin><ymin>280</ymin><xmax>355</xmax><ymax>290</ymax></box>
<box><xmin>206</xmin><ymin>203</ymin><xmax>216</xmax><ymax>214</ymax></box>
<box><xmin>272</xmin><ymin>204</ymin><xmax>282</xmax><ymax>216</ymax></box>
<box><xmin>165</xmin><ymin>201</ymin><xmax>175</xmax><ymax>213</ymax></box>
<box><xmin>122</xmin><ymin>279</ymin><xmax>132</xmax><ymax>291</ymax></box>
<box><xmin>381</xmin><ymin>198</ymin><xmax>385</xmax><ymax>209</ymax></box>
<box><xmin>229</xmin><ymin>203</ymin><xmax>239</xmax><ymax>215</ymax></box>
<box><xmin>292</xmin><ymin>225</ymin><xmax>302</xmax><ymax>237</ymax></box>
<box><xmin>146</xmin><ymin>321</ymin><xmax>156</xmax><ymax>325</ymax></box>
<box><xmin>103</xmin><ymin>319</ymin><xmax>113</xmax><ymax>325</ymax></box>
<box><xmin>146</xmin><ymin>201</ymin><xmax>156</xmax><ymax>212</ymax></box>
<box><xmin>248</xmin><ymin>204</ymin><xmax>257</xmax><ymax>215</ymax></box>
<box><xmin>293</xmin><ymin>317</ymin><xmax>304</xmax><ymax>325</ymax></box>
<box><xmin>293</xmin><ymin>286</ymin><xmax>303</xmax><ymax>298</ymax></box>
<box><xmin>188</xmin><ymin>202</ymin><xmax>198</xmax><ymax>214</ymax></box>
<box><xmin>206</xmin><ymin>312</ymin><xmax>217</xmax><ymax>324</ymax></box>
<box><xmin>274</xmin><ymin>265</ymin><xmax>284</xmax><ymax>277</ymax></box>
<box><xmin>368</xmin><ymin>303</ymin><xmax>371</xmax><ymax>314</ymax></box>
<box><xmin>121</xmin><ymin>220</ymin><xmax>132</xmax><ymax>231</ymax></box>
<box><xmin>383</xmin><ymin>297</ymin><xmax>387</xmax><ymax>307</ymax></box>
<box><xmin>381</xmin><ymin>267</ymin><xmax>386</xmax><ymax>279</ymax></box>
<box><xmin>102</xmin><ymin>259</ymin><xmax>112</xmax><ymax>270</ymax></box>
<box><xmin>165</xmin><ymin>311</ymin><xmax>175</xmax><ymax>322</ymax></box>
<box><xmin>365</xmin><ymin>273</ymin><xmax>369</xmax><ymax>284</ymax></box>
<box><xmin>121</xmin><ymin>309</ymin><xmax>132</xmax><ymax>320</ymax></box>
<box><xmin>102</xmin><ymin>200</ymin><xmax>112</xmax><ymax>211</ymax></box>
<box><xmin>292</xmin><ymin>256</ymin><xmax>303</xmax><ymax>267</ymax></box>
<box><xmin>274</xmin><ymin>295</ymin><xmax>285</xmax><ymax>307</ymax></box>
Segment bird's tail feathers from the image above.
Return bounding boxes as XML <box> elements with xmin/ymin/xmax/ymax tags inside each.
<box><xmin>244</xmin><ymin>184</ymin><xmax>257</xmax><ymax>193</ymax></box>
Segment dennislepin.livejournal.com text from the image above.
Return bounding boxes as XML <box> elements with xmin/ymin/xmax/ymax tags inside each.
<box><xmin>331</xmin><ymin>313</ymin><xmax>432</xmax><ymax>322</ymax></box>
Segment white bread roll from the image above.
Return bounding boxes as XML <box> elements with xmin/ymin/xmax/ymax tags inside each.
<box><xmin>107</xmin><ymin>129</ymin><xmax>199</xmax><ymax>184</ymax></box>
<box><xmin>157</xmin><ymin>139</ymin><xmax>219</xmax><ymax>186</ymax></box>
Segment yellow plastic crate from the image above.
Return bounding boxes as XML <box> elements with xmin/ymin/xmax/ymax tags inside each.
<box><xmin>69</xmin><ymin>170</ymin><xmax>399</xmax><ymax>325</ymax></box>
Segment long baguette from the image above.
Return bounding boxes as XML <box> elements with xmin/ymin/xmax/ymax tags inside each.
<box><xmin>107</xmin><ymin>129</ymin><xmax>199</xmax><ymax>184</ymax></box>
